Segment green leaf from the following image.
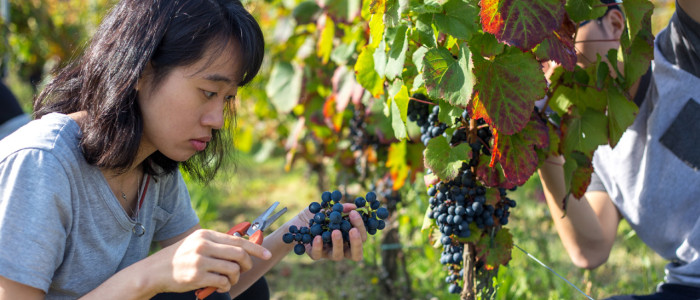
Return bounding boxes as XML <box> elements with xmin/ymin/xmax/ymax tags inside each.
<box><xmin>317</xmin><ymin>15</ymin><xmax>335</xmax><ymax>64</ymax></box>
<box><xmin>438</xmin><ymin>99</ymin><xmax>461</xmax><ymax>126</ymax></box>
<box><xmin>410</xmin><ymin>1</ymin><xmax>444</xmax><ymax>14</ymax></box>
<box><xmin>565</xmin><ymin>0</ymin><xmax>606</xmax><ymax>23</ymax></box>
<box><xmin>560</xmin><ymin>107</ymin><xmax>608</xmax><ymax>154</ymax></box>
<box><xmin>562</xmin><ymin>153</ymin><xmax>577</xmax><ymax>196</ymax></box>
<box><xmin>412</xmin><ymin>46</ymin><xmax>429</xmax><ymax>74</ymax></box>
<box><xmin>549</xmin><ymin>85</ymin><xmax>575</xmax><ymax>116</ymax></box>
<box><xmin>265</xmin><ymin>61</ymin><xmax>303</xmax><ymax>113</ymax></box>
<box><xmin>330</xmin><ymin>41</ymin><xmax>357</xmax><ymax>65</ymax></box>
<box><xmin>424</xmin><ymin>136</ymin><xmax>472</xmax><ymax>181</ymax></box>
<box><xmin>386</xmin><ymin>24</ymin><xmax>409</xmax><ymax>81</ymax></box>
<box><xmin>422</xmin><ymin>45</ymin><xmax>473</xmax><ymax>107</ymax></box>
<box><xmin>472</xmin><ymin>49</ymin><xmax>546</xmax><ymax>135</ymax></box>
<box><xmin>605</xmin><ymin>83</ymin><xmax>638</xmax><ymax>148</ymax></box>
<box><xmin>468</xmin><ymin>32</ymin><xmax>504</xmax><ymax>58</ymax></box>
<box><xmin>550</xmin><ymin>83</ymin><xmax>606</xmax><ymax>116</ymax></box>
<box><xmin>480</xmin><ymin>0</ymin><xmax>566</xmax><ymax>51</ymax></box>
<box><xmin>384</xmin><ymin>0</ymin><xmax>406</xmax><ymax>27</ymax></box>
<box><xmin>388</xmin><ymin>80</ymin><xmax>409</xmax><ymax>139</ymax></box>
<box><xmin>622</xmin><ymin>24</ymin><xmax>654</xmax><ymax>89</ymax></box>
<box><xmin>374</xmin><ymin>40</ymin><xmax>387</xmax><ymax>78</ymax></box>
<box><xmin>456</xmin><ymin>222</ymin><xmax>483</xmax><ymax>244</ymax></box>
<box><xmin>292</xmin><ymin>1</ymin><xmax>321</xmax><ymax>24</ymax></box>
<box><xmin>476</xmin><ymin>228</ymin><xmax>513</xmax><ymax>270</ymax></box>
<box><xmin>415</xmin><ymin>14</ymin><xmax>437</xmax><ymax>48</ymax></box>
<box><xmin>432</xmin><ymin>0</ymin><xmax>480</xmax><ymax>41</ymax></box>
<box><xmin>355</xmin><ymin>46</ymin><xmax>385</xmax><ymax>97</ymax></box>
<box><xmin>595</xmin><ymin>58</ymin><xmax>610</xmax><ymax>90</ymax></box>
<box><xmin>321</xmin><ymin>0</ymin><xmax>361</xmax><ymax>22</ymax></box>
<box><xmin>621</xmin><ymin>0</ymin><xmax>654</xmax><ymax>45</ymax></box>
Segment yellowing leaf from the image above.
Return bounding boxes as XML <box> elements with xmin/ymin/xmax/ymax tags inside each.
<box><xmin>317</xmin><ymin>15</ymin><xmax>335</xmax><ymax>64</ymax></box>
<box><xmin>355</xmin><ymin>45</ymin><xmax>385</xmax><ymax>97</ymax></box>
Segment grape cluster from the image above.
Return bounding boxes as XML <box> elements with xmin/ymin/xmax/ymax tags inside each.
<box><xmin>419</xmin><ymin>105</ymin><xmax>447</xmax><ymax>146</ymax></box>
<box><xmin>428</xmin><ymin>163</ymin><xmax>517</xmax><ymax>293</ymax></box>
<box><xmin>282</xmin><ymin>190</ymin><xmax>389</xmax><ymax>255</ymax></box>
<box><xmin>471</xmin><ymin>119</ymin><xmax>493</xmax><ymax>156</ymax></box>
<box><xmin>349</xmin><ymin>108</ymin><xmax>379</xmax><ymax>152</ymax></box>
<box><xmin>370</xmin><ymin>177</ymin><xmax>401</xmax><ymax>207</ymax></box>
<box><xmin>407</xmin><ymin>93</ymin><xmax>431</xmax><ymax>127</ymax></box>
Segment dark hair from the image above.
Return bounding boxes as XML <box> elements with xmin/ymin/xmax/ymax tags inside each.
<box><xmin>33</xmin><ymin>0</ymin><xmax>264</xmax><ymax>182</ymax></box>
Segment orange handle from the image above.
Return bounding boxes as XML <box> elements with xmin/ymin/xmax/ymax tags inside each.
<box><xmin>226</xmin><ymin>222</ymin><xmax>250</xmax><ymax>235</ymax></box>
<box><xmin>194</xmin><ymin>223</ymin><xmax>264</xmax><ymax>300</ymax></box>
<box><xmin>249</xmin><ymin>230</ymin><xmax>264</xmax><ymax>245</ymax></box>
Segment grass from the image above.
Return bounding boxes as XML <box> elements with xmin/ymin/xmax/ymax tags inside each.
<box><xmin>185</xmin><ymin>152</ymin><xmax>667</xmax><ymax>300</ymax></box>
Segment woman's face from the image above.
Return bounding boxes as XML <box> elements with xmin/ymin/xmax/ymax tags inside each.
<box><xmin>574</xmin><ymin>10</ymin><xmax>624</xmax><ymax>68</ymax></box>
<box><xmin>137</xmin><ymin>42</ymin><xmax>241</xmax><ymax>162</ymax></box>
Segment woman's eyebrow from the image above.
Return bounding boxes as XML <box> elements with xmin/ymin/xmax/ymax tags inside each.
<box><xmin>203</xmin><ymin>73</ymin><xmax>235</xmax><ymax>85</ymax></box>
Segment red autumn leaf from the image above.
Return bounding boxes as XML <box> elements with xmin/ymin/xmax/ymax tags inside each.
<box><xmin>538</xmin><ymin>15</ymin><xmax>577</xmax><ymax>71</ymax></box>
<box><xmin>476</xmin><ymin>154</ymin><xmax>517</xmax><ymax>189</ymax></box>
<box><xmin>479</xmin><ymin>0</ymin><xmax>566</xmax><ymax>51</ymax></box>
<box><xmin>476</xmin><ymin>228</ymin><xmax>513</xmax><ymax>270</ymax></box>
<box><xmin>570</xmin><ymin>155</ymin><xmax>594</xmax><ymax>199</ymax></box>
<box><xmin>471</xmin><ymin>49</ymin><xmax>547</xmax><ymax>135</ymax></box>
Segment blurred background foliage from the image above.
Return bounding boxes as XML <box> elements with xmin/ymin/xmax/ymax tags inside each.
<box><xmin>0</xmin><ymin>0</ymin><xmax>676</xmax><ymax>299</ymax></box>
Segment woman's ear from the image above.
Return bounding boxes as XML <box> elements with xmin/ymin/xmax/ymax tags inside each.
<box><xmin>605</xmin><ymin>9</ymin><xmax>626</xmax><ymax>39</ymax></box>
<box><xmin>136</xmin><ymin>63</ymin><xmax>153</xmax><ymax>92</ymax></box>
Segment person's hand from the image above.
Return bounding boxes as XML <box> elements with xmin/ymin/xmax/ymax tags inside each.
<box><xmin>147</xmin><ymin>229</ymin><xmax>272</xmax><ymax>294</ymax></box>
<box><xmin>295</xmin><ymin>204</ymin><xmax>368</xmax><ymax>262</ymax></box>
<box><xmin>424</xmin><ymin>173</ymin><xmax>439</xmax><ymax>187</ymax></box>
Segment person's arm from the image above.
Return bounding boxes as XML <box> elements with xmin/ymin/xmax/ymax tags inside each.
<box><xmin>538</xmin><ymin>156</ymin><xmax>621</xmax><ymax>269</ymax></box>
<box><xmin>77</xmin><ymin>224</ymin><xmax>271</xmax><ymax>300</ymax></box>
<box><xmin>0</xmin><ymin>276</ymin><xmax>45</xmax><ymax>300</ymax></box>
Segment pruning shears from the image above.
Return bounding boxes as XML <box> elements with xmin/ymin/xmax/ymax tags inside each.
<box><xmin>194</xmin><ymin>202</ymin><xmax>287</xmax><ymax>299</ymax></box>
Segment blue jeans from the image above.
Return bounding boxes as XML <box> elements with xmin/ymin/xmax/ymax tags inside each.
<box><xmin>604</xmin><ymin>283</ymin><xmax>700</xmax><ymax>300</ymax></box>
<box><xmin>150</xmin><ymin>276</ymin><xmax>269</xmax><ymax>300</ymax></box>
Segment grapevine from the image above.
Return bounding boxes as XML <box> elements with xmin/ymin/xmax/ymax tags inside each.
<box><xmin>251</xmin><ymin>0</ymin><xmax>655</xmax><ymax>298</ymax></box>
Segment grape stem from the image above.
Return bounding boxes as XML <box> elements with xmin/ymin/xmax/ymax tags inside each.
<box><xmin>409</xmin><ymin>97</ymin><xmax>437</xmax><ymax>106</ymax></box>
<box><xmin>575</xmin><ymin>38</ymin><xmax>620</xmax><ymax>43</ymax></box>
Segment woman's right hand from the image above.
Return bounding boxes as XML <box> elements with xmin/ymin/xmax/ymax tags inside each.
<box><xmin>148</xmin><ymin>228</ymin><xmax>272</xmax><ymax>294</ymax></box>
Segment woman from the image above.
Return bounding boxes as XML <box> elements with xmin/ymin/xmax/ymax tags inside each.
<box><xmin>0</xmin><ymin>0</ymin><xmax>367</xmax><ymax>299</ymax></box>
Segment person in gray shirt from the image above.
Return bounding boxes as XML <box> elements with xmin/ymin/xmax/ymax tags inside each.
<box><xmin>0</xmin><ymin>1</ymin><xmax>368</xmax><ymax>299</ymax></box>
<box><xmin>0</xmin><ymin>81</ymin><xmax>30</xmax><ymax>140</ymax></box>
<box><xmin>538</xmin><ymin>1</ymin><xmax>700</xmax><ymax>299</ymax></box>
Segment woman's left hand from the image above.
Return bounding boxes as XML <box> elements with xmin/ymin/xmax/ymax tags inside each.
<box><xmin>302</xmin><ymin>203</ymin><xmax>368</xmax><ymax>262</ymax></box>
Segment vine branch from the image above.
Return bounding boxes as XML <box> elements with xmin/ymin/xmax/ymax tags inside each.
<box><xmin>409</xmin><ymin>97</ymin><xmax>437</xmax><ymax>105</ymax></box>
<box><xmin>460</xmin><ymin>243</ymin><xmax>476</xmax><ymax>300</ymax></box>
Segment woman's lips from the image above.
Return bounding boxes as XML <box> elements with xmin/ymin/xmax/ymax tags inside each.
<box><xmin>190</xmin><ymin>139</ymin><xmax>207</xmax><ymax>151</ymax></box>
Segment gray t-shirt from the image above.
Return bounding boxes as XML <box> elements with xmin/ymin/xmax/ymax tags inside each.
<box><xmin>0</xmin><ymin>113</ymin><xmax>200</xmax><ymax>298</ymax></box>
<box><xmin>591</xmin><ymin>34</ymin><xmax>700</xmax><ymax>287</ymax></box>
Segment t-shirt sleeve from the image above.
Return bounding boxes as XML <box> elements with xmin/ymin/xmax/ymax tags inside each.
<box><xmin>586</xmin><ymin>171</ymin><xmax>608</xmax><ymax>193</ymax></box>
<box><xmin>0</xmin><ymin>149</ymin><xmax>72</xmax><ymax>292</ymax></box>
<box><xmin>152</xmin><ymin>170</ymin><xmax>199</xmax><ymax>242</ymax></box>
